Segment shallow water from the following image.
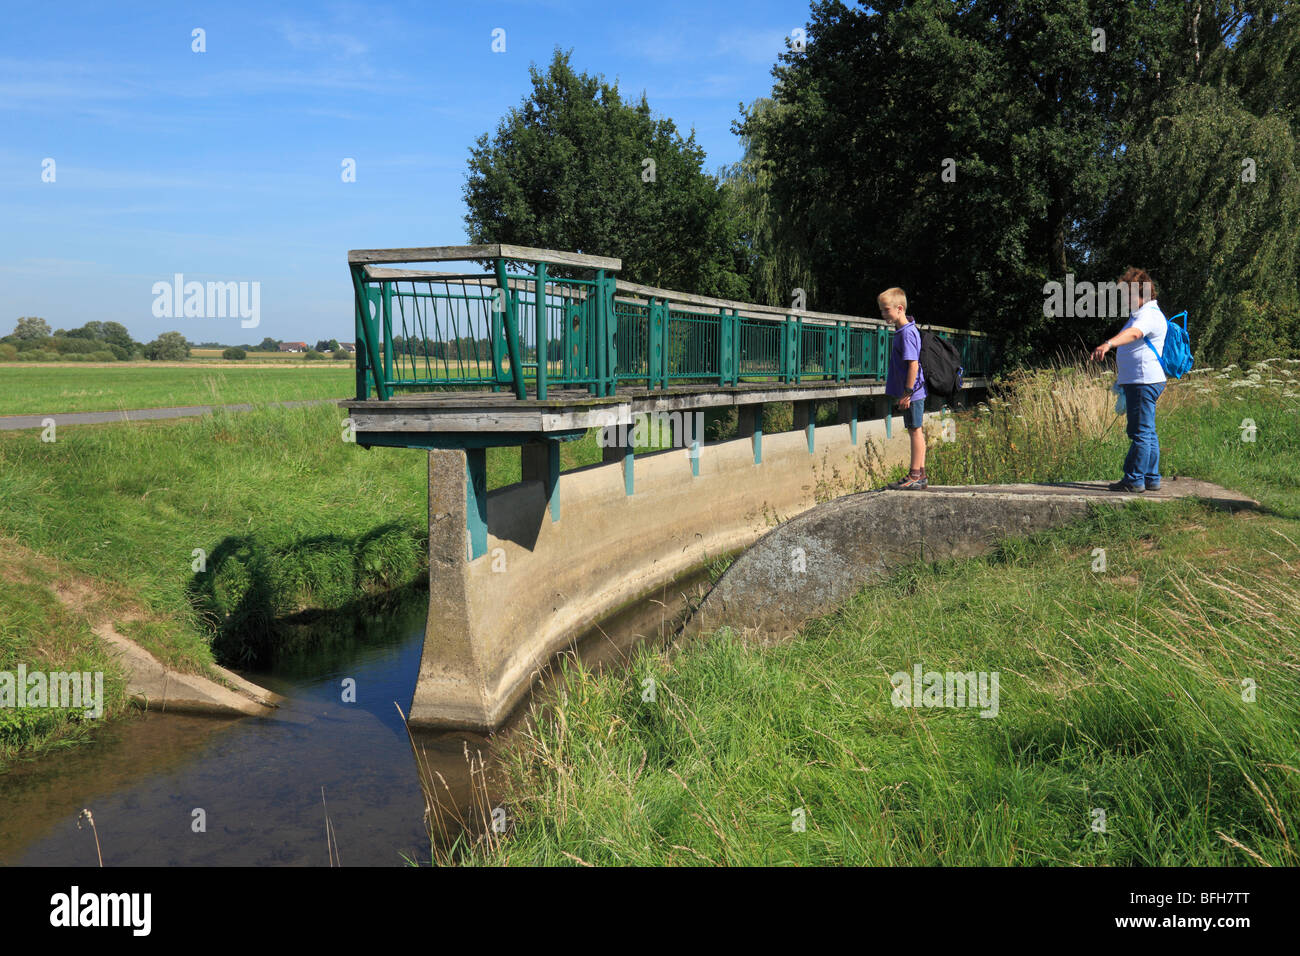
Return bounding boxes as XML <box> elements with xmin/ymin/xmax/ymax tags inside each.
<box><xmin>0</xmin><ymin>569</ymin><xmax>708</xmax><ymax>866</ymax></box>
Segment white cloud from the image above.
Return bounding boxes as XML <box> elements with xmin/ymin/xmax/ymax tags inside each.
<box><xmin>277</xmin><ymin>20</ymin><xmax>370</xmax><ymax>58</ymax></box>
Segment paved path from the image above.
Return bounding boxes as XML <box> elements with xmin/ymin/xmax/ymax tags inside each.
<box><xmin>0</xmin><ymin>398</ymin><xmax>342</xmax><ymax>431</ymax></box>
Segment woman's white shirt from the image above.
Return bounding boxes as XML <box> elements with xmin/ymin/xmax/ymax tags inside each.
<box><xmin>1116</xmin><ymin>299</ymin><xmax>1167</xmax><ymax>385</ymax></box>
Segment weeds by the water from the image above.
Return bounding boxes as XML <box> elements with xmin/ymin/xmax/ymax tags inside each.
<box><xmin>321</xmin><ymin>787</ymin><xmax>340</xmax><ymax>867</ymax></box>
<box><xmin>77</xmin><ymin>808</ymin><xmax>103</xmax><ymax>867</ymax></box>
<box><xmin>395</xmin><ymin>703</ymin><xmax>500</xmax><ymax>866</ymax></box>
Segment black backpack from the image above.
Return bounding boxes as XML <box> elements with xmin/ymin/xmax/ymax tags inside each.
<box><xmin>918</xmin><ymin>326</ymin><xmax>964</xmax><ymax>400</ymax></box>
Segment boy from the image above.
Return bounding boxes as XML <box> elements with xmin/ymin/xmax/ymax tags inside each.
<box><xmin>878</xmin><ymin>287</ymin><xmax>927</xmax><ymax>490</ymax></box>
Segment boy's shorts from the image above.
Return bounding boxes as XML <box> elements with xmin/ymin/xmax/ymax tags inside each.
<box><xmin>902</xmin><ymin>400</ymin><xmax>924</xmax><ymax>430</ymax></box>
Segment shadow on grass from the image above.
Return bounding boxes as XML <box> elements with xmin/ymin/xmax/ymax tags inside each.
<box><xmin>185</xmin><ymin>523</ymin><xmax>428</xmax><ymax>668</ymax></box>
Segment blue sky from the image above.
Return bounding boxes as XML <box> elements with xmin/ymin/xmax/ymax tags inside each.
<box><xmin>0</xmin><ymin>0</ymin><xmax>816</xmax><ymax>344</ymax></box>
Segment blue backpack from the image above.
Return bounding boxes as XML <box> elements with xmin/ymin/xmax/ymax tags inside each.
<box><xmin>1145</xmin><ymin>311</ymin><xmax>1194</xmax><ymax>379</ymax></box>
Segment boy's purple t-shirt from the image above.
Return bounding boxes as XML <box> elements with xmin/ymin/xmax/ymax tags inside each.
<box><xmin>885</xmin><ymin>316</ymin><xmax>926</xmax><ymax>401</ymax></box>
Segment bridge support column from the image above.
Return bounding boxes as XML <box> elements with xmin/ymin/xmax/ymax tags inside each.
<box><xmin>521</xmin><ymin>439</ymin><xmax>561</xmax><ymax>521</ymax></box>
<box><xmin>738</xmin><ymin>403</ymin><xmax>763</xmax><ymax>464</ymax></box>
<box><xmin>794</xmin><ymin>400</ymin><xmax>815</xmax><ymax>453</ymax></box>
<box><xmin>408</xmin><ymin>402</ymin><xmax>939</xmax><ymax>733</ymax></box>
<box><xmin>466</xmin><ymin>448</ymin><xmax>488</xmax><ymax>559</ymax></box>
<box><xmin>837</xmin><ymin>397</ymin><xmax>858</xmax><ymax>445</ymax></box>
<box><xmin>669</xmin><ymin>412</ymin><xmax>702</xmax><ymax>476</ymax></box>
<box><xmin>601</xmin><ymin>421</ymin><xmax>635</xmax><ymax>495</ymax></box>
<box><xmin>411</xmin><ymin>448</ymin><xmax>494</xmax><ymax>730</ymax></box>
<box><xmin>874</xmin><ymin>396</ymin><xmax>893</xmax><ymax>439</ymax></box>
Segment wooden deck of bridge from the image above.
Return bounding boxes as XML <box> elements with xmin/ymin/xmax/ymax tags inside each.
<box><xmin>341</xmin><ymin>377</ymin><xmax>989</xmax><ymax>439</ymax></box>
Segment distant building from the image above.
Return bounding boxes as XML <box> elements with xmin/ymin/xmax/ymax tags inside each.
<box><xmin>278</xmin><ymin>341</ymin><xmax>309</xmax><ymax>352</ymax></box>
<box><xmin>339</xmin><ymin>342</ymin><xmax>357</xmax><ymax>353</ymax></box>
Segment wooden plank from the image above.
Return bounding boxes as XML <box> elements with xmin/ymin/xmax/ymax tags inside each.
<box><xmin>349</xmin><ymin>407</ymin><xmax>632</xmax><ymax>433</ymax></box>
<box><xmin>362</xmin><ymin>266</ymin><xmax>592</xmax><ymax>298</ymax></box>
<box><xmin>348</xmin><ymin>244</ymin><xmax>621</xmax><ymax>271</ymax></box>
<box><xmin>614</xmin><ymin>279</ymin><xmax>881</xmax><ymax>329</ymax></box>
<box><xmin>615</xmin><ymin>279</ymin><xmax>986</xmax><ymax>336</ymax></box>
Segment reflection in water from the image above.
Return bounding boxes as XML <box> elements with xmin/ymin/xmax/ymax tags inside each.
<box><xmin>0</xmin><ymin>565</ymin><xmax>713</xmax><ymax>866</ymax></box>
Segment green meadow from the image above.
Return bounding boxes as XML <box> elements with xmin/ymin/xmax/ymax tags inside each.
<box><xmin>0</xmin><ymin>364</ymin><xmax>353</xmax><ymax>416</ymax></box>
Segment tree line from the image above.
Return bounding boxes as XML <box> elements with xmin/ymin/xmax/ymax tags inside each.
<box><xmin>463</xmin><ymin>3</ymin><xmax>1300</xmax><ymax>367</ymax></box>
<box><xmin>1</xmin><ymin>320</ymin><xmax>354</xmax><ymax>362</ymax></box>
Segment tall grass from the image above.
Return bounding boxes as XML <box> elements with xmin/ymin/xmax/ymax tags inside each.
<box><xmin>462</xmin><ymin>362</ymin><xmax>1300</xmax><ymax>866</ymax></box>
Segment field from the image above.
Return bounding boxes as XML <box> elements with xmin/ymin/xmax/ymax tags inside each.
<box><xmin>0</xmin><ymin>364</ymin><xmax>353</xmax><ymax>416</ymax></box>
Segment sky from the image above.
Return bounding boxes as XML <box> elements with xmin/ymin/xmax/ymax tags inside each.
<box><xmin>0</xmin><ymin>0</ymin><xmax>818</xmax><ymax>345</ymax></box>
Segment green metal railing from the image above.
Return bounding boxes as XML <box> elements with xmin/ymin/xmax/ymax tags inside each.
<box><xmin>347</xmin><ymin>246</ymin><xmax>989</xmax><ymax>401</ymax></box>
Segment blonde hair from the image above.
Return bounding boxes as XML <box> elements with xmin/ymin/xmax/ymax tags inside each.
<box><xmin>877</xmin><ymin>287</ymin><xmax>908</xmax><ymax>311</ymax></box>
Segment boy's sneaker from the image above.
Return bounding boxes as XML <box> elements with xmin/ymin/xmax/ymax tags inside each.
<box><xmin>1145</xmin><ymin>480</ymin><xmax>1162</xmax><ymax>492</ymax></box>
<box><xmin>889</xmin><ymin>470</ymin><xmax>928</xmax><ymax>491</ymax></box>
<box><xmin>1107</xmin><ymin>480</ymin><xmax>1145</xmax><ymax>493</ymax></box>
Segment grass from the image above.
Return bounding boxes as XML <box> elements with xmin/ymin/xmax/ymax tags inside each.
<box><xmin>0</xmin><ymin>403</ymin><xmax>431</xmax><ymax>675</ymax></box>
<box><xmin>0</xmin><ymin>364</ymin><xmax>353</xmax><ymax>416</ymax></box>
<box><xmin>0</xmin><ymin>393</ymin><xmax>667</xmax><ymax>707</ymax></box>
<box><xmin>450</xmin><ymin>359</ymin><xmax>1300</xmax><ymax>866</ymax></box>
<box><xmin>5</xmin><ymin>354</ymin><xmax>1298</xmax><ymax>859</ymax></box>
<box><xmin>0</xmin><ymin>544</ymin><xmax>132</xmax><ymax>771</ymax></box>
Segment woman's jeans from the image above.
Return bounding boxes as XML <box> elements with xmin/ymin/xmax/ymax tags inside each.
<box><xmin>1122</xmin><ymin>382</ymin><xmax>1165</xmax><ymax>486</ymax></box>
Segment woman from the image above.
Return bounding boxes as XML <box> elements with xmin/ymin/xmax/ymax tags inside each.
<box><xmin>1090</xmin><ymin>267</ymin><xmax>1167</xmax><ymax>493</ymax></box>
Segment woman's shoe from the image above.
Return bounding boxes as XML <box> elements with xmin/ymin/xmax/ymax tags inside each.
<box><xmin>1108</xmin><ymin>480</ymin><xmax>1145</xmax><ymax>493</ymax></box>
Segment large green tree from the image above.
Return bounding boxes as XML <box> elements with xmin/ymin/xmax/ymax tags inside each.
<box><xmin>739</xmin><ymin>0</ymin><xmax>1299</xmax><ymax>365</ymax></box>
<box><xmin>101</xmin><ymin>322</ymin><xmax>135</xmax><ymax>351</ymax></box>
<box><xmin>463</xmin><ymin>50</ymin><xmax>749</xmax><ymax>298</ymax></box>
<box><xmin>146</xmin><ymin>331</ymin><xmax>190</xmax><ymax>361</ymax></box>
<box><xmin>12</xmin><ymin>317</ymin><xmax>50</xmax><ymax>341</ymax></box>
<box><xmin>1093</xmin><ymin>83</ymin><xmax>1300</xmax><ymax>364</ymax></box>
<box><xmin>721</xmin><ymin>97</ymin><xmax>818</xmax><ymax>309</ymax></box>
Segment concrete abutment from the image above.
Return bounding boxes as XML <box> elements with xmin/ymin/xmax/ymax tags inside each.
<box><xmin>408</xmin><ymin>410</ymin><xmax>928</xmax><ymax>731</ymax></box>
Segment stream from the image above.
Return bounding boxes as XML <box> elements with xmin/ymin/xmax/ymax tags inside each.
<box><xmin>0</xmin><ymin>569</ymin><xmax>710</xmax><ymax>866</ymax></box>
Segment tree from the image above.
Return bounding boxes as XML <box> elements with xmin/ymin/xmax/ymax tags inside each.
<box><xmin>146</xmin><ymin>331</ymin><xmax>190</xmax><ymax>361</ymax></box>
<box><xmin>722</xmin><ymin>97</ymin><xmax>817</xmax><ymax>309</ymax></box>
<box><xmin>13</xmin><ymin>317</ymin><xmax>51</xmax><ymax>341</ymax></box>
<box><xmin>101</xmin><ymin>322</ymin><xmax>134</xmax><ymax>350</ymax></box>
<box><xmin>64</xmin><ymin>321</ymin><xmax>105</xmax><ymax>341</ymax></box>
<box><xmin>315</xmin><ymin>338</ymin><xmax>339</xmax><ymax>353</ymax></box>
<box><xmin>222</xmin><ymin>347</ymin><xmax>248</xmax><ymax>360</ymax></box>
<box><xmin>464</xmin><ymin>49</ymin><xmax>750</xmax><ymax>298</ymax></box>
<box><xmin>1094</xmin><ymin>84</ymin><xmax>1300</xmax><ymax>363</ymax></box>
<box><xmin>734</xmin><ymin>0</ymin><xmax>1276</xmax><ymax>364</ymax></box>
<box><xmin>257</xmin><ymin>337</ymin><xmax>281</xmax><ymax>352</ymax></box>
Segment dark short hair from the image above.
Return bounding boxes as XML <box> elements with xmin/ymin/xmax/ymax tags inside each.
<box><xmin>1118</xmin><ymin>266</ymin><xmax>1157</xmax><ymax>300</ymax></box>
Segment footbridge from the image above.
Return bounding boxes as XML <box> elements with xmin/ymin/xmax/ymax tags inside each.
<box><xmin>340</xmin><ymin>245</ymin><xmax>991</xmax><ymax>730</ymax></box>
